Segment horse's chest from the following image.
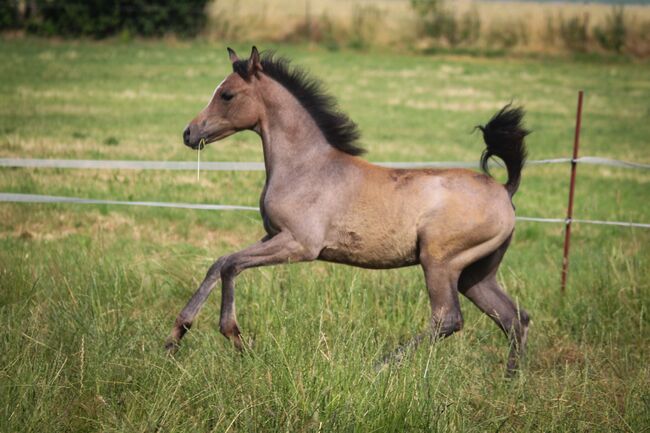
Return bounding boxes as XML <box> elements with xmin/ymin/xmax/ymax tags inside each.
<box><xmin>259</xmin><ymin>188</ymin><xmax>304</xmax><ymax>236</ymax></box>
<box><xmin>259</xmin><ymin>185</ymin><xmax>279</xmax><ymax>236</ymax></box>
<box><xmin>259</xmin><ymin>196</ymin><xmax>281</xmax><ymax>236</ymax></box>
<box><xmin>260</xmin><ymin>181</ymin><xmax>323</xmax><ymax>235</ymax></box>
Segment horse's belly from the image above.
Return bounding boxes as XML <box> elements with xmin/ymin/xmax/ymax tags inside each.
<box><xmin>318</xmin><ymin>229</ymin><xmax>419</xmax><ymax>269</ymax></box>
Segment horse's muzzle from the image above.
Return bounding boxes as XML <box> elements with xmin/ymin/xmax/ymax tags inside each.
<box><xmin>183</xmin><ymin>124</ymin><xmax>205</xmax><ymax>149</ymax></box>
<box><xmin>183</xmin><ymin>125</ymin><xmax>192</xmax><ymax>147</ymax></box>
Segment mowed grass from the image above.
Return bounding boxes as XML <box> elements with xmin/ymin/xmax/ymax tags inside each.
<box><xmin>1</xmin><ymin>39</ymin><xmax>649</xmax><ymax>432</ymax></box>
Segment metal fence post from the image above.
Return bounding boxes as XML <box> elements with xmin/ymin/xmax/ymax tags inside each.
<box><xmin>561</xmin><ymin>90</ymin><xmax>584</xmax><ymax>291</ymax></box>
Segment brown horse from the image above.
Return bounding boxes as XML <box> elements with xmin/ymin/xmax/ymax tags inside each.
<box><xmin>168</xmin><ymin>47</ymin><xmax>530</xmax><ymax>374</ymax></box>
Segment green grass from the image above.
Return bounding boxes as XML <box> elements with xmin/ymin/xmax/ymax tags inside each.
<box><xmin>1</xmin><ymin>38</ymin><xmax>649</xmax><ymax>432</ymax></box>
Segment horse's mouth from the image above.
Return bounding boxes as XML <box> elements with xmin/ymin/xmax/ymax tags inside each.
<box><xmin>190</xmin><ymin>129</ymin><xmax>236</xmax><ymax>150</ymax></box>
<box><xmin>190</xmin><ymin>140</ymin><xmax>206</xmax><ymax>150</ymax></box>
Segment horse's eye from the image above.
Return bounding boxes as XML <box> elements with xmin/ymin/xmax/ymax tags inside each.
<box><xmin>221</xmin><ymin>92</ymin><xmax>234</xmax><ymax>101</ymax></box>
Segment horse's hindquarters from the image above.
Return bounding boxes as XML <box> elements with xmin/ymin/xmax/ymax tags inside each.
<box><xmin>317</xmin><ymin>165</ymin><xmax>515</xmax><ymax>271</ymax></box>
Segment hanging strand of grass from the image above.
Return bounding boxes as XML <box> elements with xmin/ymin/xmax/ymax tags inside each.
<box><xmin>197</xmin><ymin>138</ymin><xmax>205</xmax><ymax>182</ymax></box>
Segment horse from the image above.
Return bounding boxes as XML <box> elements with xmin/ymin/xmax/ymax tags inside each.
<box><xmin>167</xmin><ymin>46</ymin><xmax>530</xmax><ymax>374</ymax></box>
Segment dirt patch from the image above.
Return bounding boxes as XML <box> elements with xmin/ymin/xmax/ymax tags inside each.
<box><xmin>536</xmin><ymin>338</ymin><xmax>587</xmax><ymax>370</ymax></box>
<box><xmin>1</xmin><ymin>210</ymin><xmax>256</xmax><ymax>249</ymax></box>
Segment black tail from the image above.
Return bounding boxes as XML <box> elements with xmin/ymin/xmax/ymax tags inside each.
<box><xmin>478</xmin><ymin>104</ymin><xmax>530</xmax><ymax>197</ymax></box>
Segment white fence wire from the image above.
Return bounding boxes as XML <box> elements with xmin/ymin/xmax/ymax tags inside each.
<box><xmin>1</xmin><ymin>157</ymin><xmax>649</xmax><ymax>229</ymax></box>
<box><xmin>1</xmin><ymin>156</ymin><xmax>649</xmax><ymax>171</ymax></box>
<box><xmin>2</xmin><ymin>192</ymin><xmax>649</xmax><ymax>229</ymax></box>
<box><xmin>0</xmin><ymin>192</ymin><xmax>259</xmax><ymax>212</ymax></box>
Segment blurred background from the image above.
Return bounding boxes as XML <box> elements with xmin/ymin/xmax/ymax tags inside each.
<box><xmin>2</xmin><ymin>0</ymin><xmax>650</xmax><ymax>57</ymax></box>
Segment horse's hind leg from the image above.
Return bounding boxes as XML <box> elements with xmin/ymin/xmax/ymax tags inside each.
<box><xmin>377</xmin><ymin>245</ymin><xmax>466</xmax><ymax>367</ymax></box>
<box><xmin>459</xmin><ymin>240</ymin><xmax>530</xmax><ymax>375</ymax></box>
<box><xmin>420</xmin><ymin>257</ymin><xmax>464</xmax><ymax>339</ymax></box>
<box><xmin>462</xmin><ymin>275</ymin><xmax>529</xmax><ymax>375</ymax></box>
<box><xmin>377</xmin><ymin>262</ymin><xmax>462</xmax><ymax>368</ymax></box>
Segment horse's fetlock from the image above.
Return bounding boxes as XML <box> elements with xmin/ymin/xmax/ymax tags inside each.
<box><xmin>447</xmin><ymin>317</ymin><xmax>463</xmax><ymax>334</ymax></box>
<box><xmin>219</xmin><ymin>320</ymin><xmax>240</xmax><ymax>338</ymax></box>
<box><xmin>432</xmin><ymin>313</ymin><xmax>463</xmax><ymax>338</ymax></box>
<box><xmin>175</xmin><ymin>317</ymin><xmax>192</xmax><ymax>332</ymax></box>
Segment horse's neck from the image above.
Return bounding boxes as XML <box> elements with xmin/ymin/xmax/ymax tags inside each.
<box><xmin>257</xmin><ymin>80</ymin><xmax>334</xmax><ymax>180</ymax></box>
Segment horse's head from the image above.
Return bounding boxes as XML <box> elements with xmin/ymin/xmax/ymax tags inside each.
<box><xmin>183</xmin><ymin>47</ymin><xmax>264</xmax><ymax>149</ymax></box>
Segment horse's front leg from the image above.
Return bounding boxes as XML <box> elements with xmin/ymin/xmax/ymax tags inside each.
<box><xmin>165</xmin><ymin>236</ymin><xmax>272</xmax><ymax>353</ymax></box>
<box><xmin>165</xmin><ymin>255</ymin><xmax>228</xmax><ymax>353</ymax></box>
<box><xmin>218</xmin><ymin>231</ymin><xmax>318</xmax><ymax>350</ymax></box>
<box><xmin>166</xmin><ymin>231</ymin><xmax>317</xmax><ymax>353</ymax></box>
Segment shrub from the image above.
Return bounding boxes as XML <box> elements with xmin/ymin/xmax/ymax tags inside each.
<box><xmin>458</xmin><ymin>9</ymin><xmax>481</xmax><ymax>46</ymax></box>
<box><xmin>543</xmin><ymin>13</ymin><xmax>559</xmax><ymax>46</ymax></box>
<box><xmin>26</xmin><ymin>0</ymin><xmax>210</xmax><ymax>38</ymax></box>
<box><xmin>486</xmin><ymin>19</ymin><xmax>527</xmax><ymax>49</ymax></box>
<box><xmin>594</xmin><ymin>6</ymin><xmax>626</xmax><ymax>53</ymax></box>
<box><xmin>0</xmin><ymin>0</ymin><xmax>20</xmax><ymax>30</ymax></box>
<box><xmin>283</xmin><ymin>12</ymin><xmax>342</xmax><ymax>51</ymax></box>
<box><xmin>410</xmin><ymin>0</ymin><xmax>481</xmax><ymax>47</ymax></box>
<box><xmin>626</xmin><ymin>18</ymin><xmax>650</xmax><ymax>57</ymax></box>
<box><xmin>314</xmin><ymin>13</ymin><xmax>341</xmax><ymax>51</ymax></box>
<box><xmin>559</xmin><ymin>13</ymin><xmax>590</xmax><ymax>52</ymax></box>
<box><xmin>348</xmin><ymin>5</ymin><xmax>381</xmax><ymax>50</ymax></box>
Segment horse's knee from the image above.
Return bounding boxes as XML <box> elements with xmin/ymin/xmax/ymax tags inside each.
<box><xmin>219</xmin><ymin>256</ymin><xmax>238</xmax><ymax>280</ymax></box>
<box><xmin>205</xmin><ymin>255</ymin><xmax>226</xmax><ymax>277</ymax></box>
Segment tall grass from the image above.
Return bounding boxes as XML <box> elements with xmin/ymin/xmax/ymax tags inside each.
<box><xmin>204</xmin><ymin>0</ymin><xmax>650</xmax><ymax>57</ymax></box>
<box><xmin>1</xmin><ymin>208</ymin><xmax>648</xmax><ymax>432</ymax></box>
<box><xmin>0</xmin><ymin>39</ymin><xmax>649</xmax><ymax>432</ymax></box>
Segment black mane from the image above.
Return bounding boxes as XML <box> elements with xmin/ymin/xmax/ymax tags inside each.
<box><xmin>233</xmin><ymin>52</ymin><xmax>365</xmax><ymax>156</ymax></box>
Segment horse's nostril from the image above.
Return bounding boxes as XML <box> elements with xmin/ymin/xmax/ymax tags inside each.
<box><xmin>183</xmin><ymin>126</ymin><xmax>191</xmax><ymax>145</ymax></box>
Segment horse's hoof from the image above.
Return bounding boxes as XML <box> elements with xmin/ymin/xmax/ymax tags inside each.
<box><xmin>232</xmin><ymin>334</ymin><xmax>245</xmax><ymax>352</ymax></box>
<box><xmin>164</xmin><ymin>339</ymin><xmax>180</xmax><ymax>355</ymax></box>
<box><xmin>374</xmin><ymin>346</ymin><xmax>410</xmax><ymax>371</ymax></box>
<box><xmin>505</xmin><ymin>358</ymin><xmax>523</xmax><ymax>378</ymax></box>
<box><xmin>373</xmin><ymin>356</ymin><xmax>397</xmax><ymax>372</ymax></box>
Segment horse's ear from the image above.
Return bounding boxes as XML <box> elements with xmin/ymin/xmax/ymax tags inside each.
<box><xmin>248</xmin><ymin>46</ymin><xmax>263</xmax><ymax>77</ymax></box>
<box><xmin>227</xmin><ymin>47</ymin><xmax>239</xmax><ymax>63</ymax></box>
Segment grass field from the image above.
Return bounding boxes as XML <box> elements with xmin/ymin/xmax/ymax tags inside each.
<box><xmin>1</xmin><ymin>39</ymin><xmax>649</xmax><ymax>432</ymax></box>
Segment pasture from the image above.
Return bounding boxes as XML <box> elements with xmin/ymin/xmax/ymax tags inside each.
<box><xmin>1</xmin><ymin>39</ymin><xmax>649</xmax><ymax>432</ymax></box>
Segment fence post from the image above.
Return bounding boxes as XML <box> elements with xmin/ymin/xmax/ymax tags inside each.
<box><xmin>561</xmin><ymin>90</ymin><xmax>584</xmax><ymax>292</ymax></box>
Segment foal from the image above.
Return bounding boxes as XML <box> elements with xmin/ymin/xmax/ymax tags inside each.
<box><xmin>167</xmin><ymin>47</ymin><xmax>530</xmax><ymax>374</ymax></box>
